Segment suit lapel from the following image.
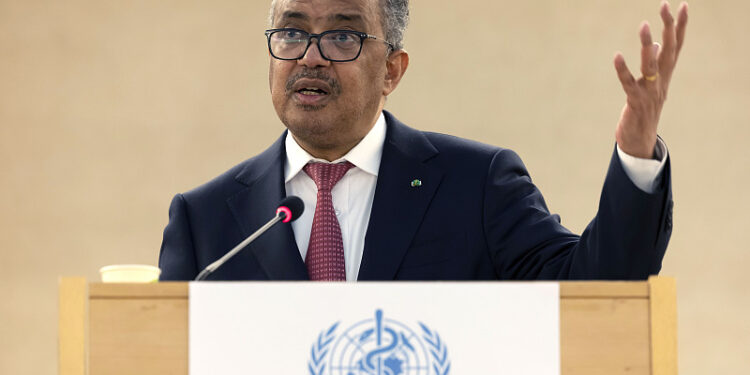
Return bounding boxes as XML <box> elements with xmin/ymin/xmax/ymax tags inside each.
<box><xmin>227</xmin><ymin>133</ymin><xmax>309</xmax><ymax>280</ymax></box>
<box><xmin>358</xmin><ymin>112</ymin><xmax>443</xmax><ymax>280</ymax></box>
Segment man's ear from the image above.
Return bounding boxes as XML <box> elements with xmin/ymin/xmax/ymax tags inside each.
<box><xmin>383</xmin><ymin>49</ymin><xmax>409</xmax><ymax>96</ymax></box>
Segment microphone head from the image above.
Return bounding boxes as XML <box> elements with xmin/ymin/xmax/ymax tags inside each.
<box><xmin>277</xmin><ymin>196</ymin><xmax>304</xmax><ymax>223</ymax></box>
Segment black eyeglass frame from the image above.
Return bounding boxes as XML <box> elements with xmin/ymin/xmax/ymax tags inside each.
<box><xmin>264</xmin><ymin>28</ymin><xmax>395</xmax><ymax>62</ymax></box>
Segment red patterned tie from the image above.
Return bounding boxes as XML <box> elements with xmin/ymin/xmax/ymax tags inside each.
<box><xmin>303</xmin><ymin>162</ymin><xmax>354</xmax><ymax>281</ymax></box>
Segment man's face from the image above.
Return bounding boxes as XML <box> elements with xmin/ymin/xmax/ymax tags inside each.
<box><xmin>269</xmin><ymin>0</ymin><xmax>390</xmax><ymax>157</ymax></box>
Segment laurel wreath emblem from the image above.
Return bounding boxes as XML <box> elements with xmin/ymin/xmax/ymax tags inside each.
<box><xmin>419</xmin><ymin>322</ymin><xmax>451</xmax><ymax>375</ymax></box>
<box><xmin>308</xmin><ymin>322</ymin><xmax>339</xmax><ymax>375</ymax></box>
<box><xmin>308</xmin><ymin>318</ymin><xmax>451</xmax><ymax>375</ymax></box>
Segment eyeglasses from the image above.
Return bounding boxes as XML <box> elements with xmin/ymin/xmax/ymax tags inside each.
<box><xmin>264</xmin><ymin>28</ymin><xmax>394</xmax><ymax>62</ymax></box>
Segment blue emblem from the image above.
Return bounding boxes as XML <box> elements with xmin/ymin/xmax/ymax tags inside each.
<box><xmin>308</xmin><ymin>309</ymin><xmax>451</xmax><ymax>375</ymax></box>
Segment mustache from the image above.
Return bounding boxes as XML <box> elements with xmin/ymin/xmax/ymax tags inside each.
<box><xmin>285</xmin><ymin>69</ymin><xmax>341</xmax><ymax>96</ymax></box>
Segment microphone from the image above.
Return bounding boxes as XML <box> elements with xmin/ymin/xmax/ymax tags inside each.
<box><xmin>194</xmin><ymin>196</ymin><xmax>304</xmax><ymax>281</ymax></box>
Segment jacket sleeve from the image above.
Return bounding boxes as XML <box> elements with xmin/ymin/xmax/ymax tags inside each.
<box><xmin>158</xmin><ymin>193</ymin><xmax>199</xmax><ymax>280</ymax></box>
<box><xmin>483</xmin><ymin>146</ymin><xmax>673</xmax><ymax>280</ymax></box>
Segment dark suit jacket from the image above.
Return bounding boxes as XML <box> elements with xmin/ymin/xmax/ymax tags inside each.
<box><xmin>159</xmin><ymin>111</ymin><xmax>673</xmax><ymax>281</ymax></box>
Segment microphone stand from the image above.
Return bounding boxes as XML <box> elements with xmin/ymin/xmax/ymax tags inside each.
<box><xmin>194</xmin><ymin>212</ymin><xmax>286</xmax><ymax>281</ymax></box>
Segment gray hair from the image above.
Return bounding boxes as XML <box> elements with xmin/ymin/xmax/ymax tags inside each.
<box><xmin>268</xmin><ymin>0</ymin><xmax>410</xmax><ymax>51</ymax></box>
<box><xmin>381</xmin><ymin>0</ymin><xmax>409</xmax><ymax>51</ymax></box>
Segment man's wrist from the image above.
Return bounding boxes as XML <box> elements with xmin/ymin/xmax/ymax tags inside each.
<box><xmin>616</xmin><ymin>137</ymin><xmax>668</xmax><ymax>194</ymax></box>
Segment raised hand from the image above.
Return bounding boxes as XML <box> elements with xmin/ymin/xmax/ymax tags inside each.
<box><xmin>614</xmin><ymin>1</ymin><xmax>689</xmax><ymax>159</ymax></box>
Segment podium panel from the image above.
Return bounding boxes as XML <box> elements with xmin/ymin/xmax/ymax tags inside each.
<box><xmin>58</xmin><ymin>277</ymin><xmax>676</xmax><ymax>375</ymax></box>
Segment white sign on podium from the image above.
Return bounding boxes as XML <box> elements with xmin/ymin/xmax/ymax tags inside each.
<box><xmin>190</xmin><ymin>282</ymin><xmax>559</xmax><ymax>374</ymax></box>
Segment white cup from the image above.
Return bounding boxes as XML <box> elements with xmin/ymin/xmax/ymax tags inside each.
<box><xmin>99</xmin><ymin>264</ymin><xmax>161</xmax><ymax>283</ymax></box>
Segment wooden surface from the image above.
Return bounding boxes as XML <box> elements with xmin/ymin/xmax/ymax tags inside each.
<box><xmin>561</xmin><ymin>286</ymin><xmax>651</xmax><ymax>374</ymax></box>
<box><xmin>61</xmin><ymin>278</ymin><xmax>677</xmax><ymax>375</ymax></box>
<box><xmin>58</xmin><ymin>277</ymin><xmax>87</xmax><ymax>375</ymax></box>
<box><xmin>89</xmin><ymin>282</ymin><xmax>188</xmax><ymax>298</ymax></box>
<box><xmin>88</xmin><ymin>285</ymin><xmax>188</xmax><ymax>375</ymax></box>
<box><xmin>649</xmin><ymin>276</ymin><xmax>678</xmax><ymax>375</ymax></box>
<box><xmin>560</xmin><ymin>281</ymin><xmax>649</xmax><ymax>298</ymax></box>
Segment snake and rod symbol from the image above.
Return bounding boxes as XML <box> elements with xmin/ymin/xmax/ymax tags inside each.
<box><xmin>357</xmin><ymin>309</ymin><xmax>405</xmax><ymax>375</ymax></box>
<box><xmin>309</xmin><ymin>308</ymin><xmax>449</xmax><ymax>375</ymax></box>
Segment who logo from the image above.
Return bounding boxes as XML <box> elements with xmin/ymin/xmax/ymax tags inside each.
<box><xmin>308</xmin><ymin>309</ymin><xmax>451</xmax><ymax>375</ymax></box>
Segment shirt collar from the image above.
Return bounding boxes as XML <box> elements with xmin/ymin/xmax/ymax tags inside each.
<box><xmin>284</xmin><ymin>112</ymin><xmax>386</xmax><ymax>183</ymax></box>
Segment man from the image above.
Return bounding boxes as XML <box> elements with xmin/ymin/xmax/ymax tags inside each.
<box><xmin>159</xmin><ymin>0</ymin><xmax>688</xmax><ymax>281</ymax></box>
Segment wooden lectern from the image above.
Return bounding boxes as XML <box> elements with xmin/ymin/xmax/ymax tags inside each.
<box><xmin>58</xmin><ymin>277</ymin><xmax>677</xmax><ymax>375</ymax></box>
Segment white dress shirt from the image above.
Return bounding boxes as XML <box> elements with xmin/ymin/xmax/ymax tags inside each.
<box><xmin>284</xmin><ymin>111</ymin><xmax>668</xmax><ymax>281</ymax></box>
<box><xmin>616</xmin><ymin>138</ymin><xmax>668</xmax><ymax>193</ymax></box>
<box><xmin>285</xmin><ymin>113</ymin><xmax>386</xmax><ymax>281</ymax></box>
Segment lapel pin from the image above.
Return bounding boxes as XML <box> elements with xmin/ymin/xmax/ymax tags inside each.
<box><xmin>410</xmin><ymin>179</ymin><xmax>422</xmax><ymax>188</ymax></box>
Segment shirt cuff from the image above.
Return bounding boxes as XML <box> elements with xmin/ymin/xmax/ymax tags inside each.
<box><xmin>616</xmin><ymin>137</ymin><xmax>668</xmax><ymax>194</ymax></box>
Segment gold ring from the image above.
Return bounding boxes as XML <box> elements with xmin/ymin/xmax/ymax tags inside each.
<box><xmin>644</xmin><ymin>73</ymin><xmax>658</xmax><ymax>82</ymax></box>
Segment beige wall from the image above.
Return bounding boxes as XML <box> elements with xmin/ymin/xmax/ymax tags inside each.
<box><xmin>1</xmin><ymin>0</ymin><xmax>747</xmax><ymax>373</ymax></box>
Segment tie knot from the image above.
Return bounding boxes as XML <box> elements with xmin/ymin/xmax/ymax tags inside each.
<box><xmin>303</xmin><ymin>161</ymin><xmax>354</xmax><ymax>191</ymax></box>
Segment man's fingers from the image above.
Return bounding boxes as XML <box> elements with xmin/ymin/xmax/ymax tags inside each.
<box><xmin>675</xmin><ymin>2</ymin><xmax>689</xmax><ymax>57</ymax></box>
<box><xmin>640</xmin><ymin>22</ymin><xmax>659</xmax><ymax>80</ymax></box>
<box><xmin>640</xmin><ymin>21</ymin><xmax>654</xmax><ymax>48</ymax></box>
<box><xmin>614</xmin><ymin>53</ymin><xmax>639</xmax><ymax>97</ymax></box>
<box><xmin>659</xmin><ymin>1</ymin><xmax>677</xmax><ymax>71</ymax></box>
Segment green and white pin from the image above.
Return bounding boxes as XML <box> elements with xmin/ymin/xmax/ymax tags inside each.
<box><xmin>410</xmin><ymin>179</ymin><xmax>422</xmax><ymax>188</ymax></box>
